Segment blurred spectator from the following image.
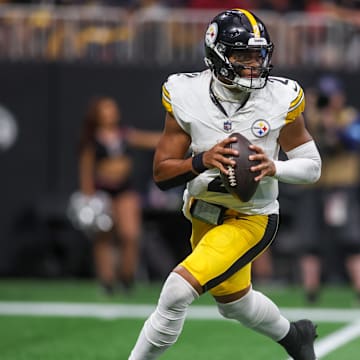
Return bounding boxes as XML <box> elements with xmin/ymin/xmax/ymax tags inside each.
<box><xmin>188</xmin><ymin>0</ymin><xmax>258</xmax><ymax>9</ymax></box>
<box><xmin>77</xmin><ymin>96</ymin><xmax>160</xmax><ymax>294</ymax></box>
<box><xmin>298</xmin><ymin>75</ymin><xmax>360</xmax><ymax>304</ymax></box>
<box><xmin>46</xmin><ymin>4</ymin><xmax>137</xmax><ymax>62</ymax></box>
<box><xmin>322</xmin><ymin>0</ymin><xmax>360</xmax><ymax>12</ymax></box>
<box><xmin>166</xmin><ymin>0</ymin><xmax>189</xmax><ymax>7</ymax></box>
<box><xmin>261</xmin><ymin>0</ymin><xmax>306</xmax><ymax>13</ymax></box>
<box><xmin>322</xmin><ymin>0</ymin><xmax>360</xmax><ymax>69</ymax></box>
<box><xmin>0</xmin><ymin>1</ymin><xmax>357</xmax><ymax>68</ymax></box>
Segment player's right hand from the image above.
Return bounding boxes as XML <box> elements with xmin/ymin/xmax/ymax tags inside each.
<box><xmin>202</xmin><ymin>137</ymin><xmax>239</xmax><ymax>175</ymax></box>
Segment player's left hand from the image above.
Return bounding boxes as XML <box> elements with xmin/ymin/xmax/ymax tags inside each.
<box><xmin>248</xmin><ymin>144</ymin><xmax>276</xmax><ymax>181</ymax></box>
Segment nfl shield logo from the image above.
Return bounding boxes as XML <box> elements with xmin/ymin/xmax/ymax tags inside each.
<box><xmin>223</xmin><ymin>120</ymin><xmax>232</xmax><ymax>132</ymax></box>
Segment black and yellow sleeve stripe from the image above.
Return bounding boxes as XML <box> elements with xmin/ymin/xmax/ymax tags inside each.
<box><xmin>162</xmin><ymin>84</ymin><xmax>174</xmax><ymax>116</ymax></box>
<box><xmin>286</xmin><ymin>87</ymin><xmax>305</xmax><ymax>123</ymax></box>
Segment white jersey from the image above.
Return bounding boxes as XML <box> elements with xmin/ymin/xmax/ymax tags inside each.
<box><xmin>162</xmin><ymin>69</ymin><xmax>305</xmax><ymax>216</ymax></box>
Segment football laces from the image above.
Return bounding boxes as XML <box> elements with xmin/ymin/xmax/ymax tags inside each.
<box><xmin>226</xmin><ymin>164</ymin><xmax>237</xmax><ymax>187</ymax></box>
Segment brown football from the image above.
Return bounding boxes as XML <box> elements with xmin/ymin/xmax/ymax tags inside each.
<box><xmin>220</xmin><ymin>132</ymin><xmax>261</xmax><ymax>202</ymax></box>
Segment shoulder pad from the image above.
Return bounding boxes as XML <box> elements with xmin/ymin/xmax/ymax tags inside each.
<box><xmin>267</xmin><ymin>77</ymin><xmax>305</xmax><ymax>123</ymax></box>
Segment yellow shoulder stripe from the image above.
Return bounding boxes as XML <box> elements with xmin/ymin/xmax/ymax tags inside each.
<box><xmin>289</xmin><ymin>87</ymin><xmax>304</xmax><ymax>109</ymax></box>
<box><xmin>162</xmin><ymin>84</ymin><xmax>173</xmax><ymax>115</ymax></box>
<box><xmin>233</xmin><ymin>8</ymin><xmax>260</xmax><ymax>37</ymax></box>
<box><xmin>162</xmin><ymin>84</ymin><xmax>170</xmax><ymax>100</ymax></box>
<box><xmin>286</xmin><ymin>91</ymin><xmax>305</xmax><ymax>123</ymax></box>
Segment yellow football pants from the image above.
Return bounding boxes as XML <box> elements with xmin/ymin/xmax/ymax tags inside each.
<box><xmin>180</xmin><ymin>212</ymin><xmax>279</xmax><ymax>296</ymax></box>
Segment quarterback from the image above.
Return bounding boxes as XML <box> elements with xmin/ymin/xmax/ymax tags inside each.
<box><xmin>129</xmin><ymin>8</ymin><xmax>321</xmax><ymax>360</ymax></box>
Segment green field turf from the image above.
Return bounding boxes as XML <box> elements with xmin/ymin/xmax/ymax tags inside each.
<box><xmin>0</xmin><ymin>316</ymin><xmax>352</xmax><ymax>360</ymax></box>
<box><xmin>0</xmin><ymin>279</ymin><xmax>358</xmax><ymax>307</ymax></box>
<box><xmin>0</xmin><ymin>279</ymin><xmax>359</xmax><ymax>359</ymax></box>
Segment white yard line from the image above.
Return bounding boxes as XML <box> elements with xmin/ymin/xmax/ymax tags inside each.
<box><xmin>0</xmin><ymin>302</ymin><xmax>155</xmax><ymax>319</ymax></box>
<box><xmin>0</xmin><ymin>302</ymin><xmax>359</xmax><ymax>322</ymax></box>
<box><xmin>280</xmin><ymin>308</ymin><xmax>360</xmax><ymax>323</ymax></box>
<box><xmin>314</xmin><ymin>321</ymin><xmax>360</xmax><ymax>358</ymax></box>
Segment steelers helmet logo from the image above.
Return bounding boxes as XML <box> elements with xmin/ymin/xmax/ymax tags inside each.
<box><xmin>252</xmin><ymin>119</ymin><xmax>270</xmax><ymax>138</ymax></box>
<box><xmin>205</xmin><ymin>22</ymin><xmax>218</xmax><ymax>47</ymax></box>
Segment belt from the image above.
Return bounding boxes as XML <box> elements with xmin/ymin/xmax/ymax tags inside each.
<box><xmin>190</xmin><ymin>199</ymin><xmax>248</xmax><ymax>225</ymax></box>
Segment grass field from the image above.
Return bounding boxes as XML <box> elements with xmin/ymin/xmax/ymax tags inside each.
<box><xmin>0</xmin><ymin>279</ymin><xmax>359</xmax><ymax>359</ymax></box>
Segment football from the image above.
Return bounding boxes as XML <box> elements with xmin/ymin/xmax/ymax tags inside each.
<box><xmin>220</xmin><ymin>132</ymin><xmax>261</xmax><ymax>202</ymax></box>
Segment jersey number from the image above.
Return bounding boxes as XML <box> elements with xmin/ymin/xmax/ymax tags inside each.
<box><xmin>269</xmin><ymin>77</ymin><xmax>298</xmax><ymax>91</ymax></box>
<box><xmin>268</xmin><ymin>78</ymin><xmax>288</xmax><ymax>85</ymax></box>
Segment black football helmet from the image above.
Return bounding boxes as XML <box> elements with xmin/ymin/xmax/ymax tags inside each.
<box><xmin>204</xmin><ymin>9</ymin><xmax>274</xmax><ymax>91</ymax></box>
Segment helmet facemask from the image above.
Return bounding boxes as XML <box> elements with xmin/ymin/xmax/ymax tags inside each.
<box><xmin>225</xmin><ymin>45</ymin><xmax>273</xmax><ymax>91</ymax></box>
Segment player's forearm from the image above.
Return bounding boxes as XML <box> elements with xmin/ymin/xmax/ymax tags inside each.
<box><xmin>154</xmin><ymin>154</ymin><xmax>206</xmax><ymax>190</ymax></box>
<box><xmin>273</xmin><ymin>140</ymin><xmax>322</xmax><ymax>184</ymax></box>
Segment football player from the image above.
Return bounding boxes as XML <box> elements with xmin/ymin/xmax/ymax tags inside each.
<box><xmin>129</xmin><ymin>8</ymin><xmax>321</xmax><ymax>360</ymax></box>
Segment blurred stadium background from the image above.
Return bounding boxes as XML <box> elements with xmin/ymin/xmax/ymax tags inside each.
<box><xmin>0</xmin><ymin>1</ymin><xmax>360</xmax><ymax>359</ymax></box>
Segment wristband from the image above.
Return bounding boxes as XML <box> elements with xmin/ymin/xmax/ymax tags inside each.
<box><xmin>192</xmin><ymin>152</ymin><xmax>207</xmax><ymax>174</ymax></box>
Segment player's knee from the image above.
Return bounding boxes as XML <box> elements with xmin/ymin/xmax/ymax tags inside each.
<box><xmin>216</xmin><ymin>288</ymin><xmax>289</xmax><ymax>341</ymax></box>
<box><xmin>158</xmin><ymin>272</ymin><xmax>198</xmax><ymax>313</ymax></box>
<box><xmin>217</xmin><ymin>288</ymin><xmax>279</xmax><ymax>326</ymax></box>
<box><xmin>217</xmin><ymin>289</ymin><xmax>251</xmax><ymax>320</ymax></box>
<box><xmin>144</xmin><ymin>272</ymin><xmax>199</xmax><ymax>347</ymax></box>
